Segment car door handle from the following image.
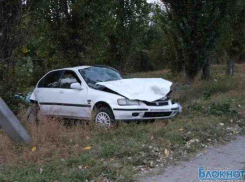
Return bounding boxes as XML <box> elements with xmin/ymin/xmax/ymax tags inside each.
<box><xmin>59</xmin><ymin>90</ymin><xmax>64</xmax><ymax>94</ymax></box>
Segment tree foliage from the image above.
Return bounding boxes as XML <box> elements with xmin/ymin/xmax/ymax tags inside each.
<box><xmin>1</xmin><ymin>0</ymin><xmax>245</xmax><ymax>109</ymax></box>
<box><xmin>1</xmin><ymin>0</ymin><xmax>152</xmax><ymax>96</ymax></box>
<box><xmin>0</xmin><ymin>0</ymin><xmax>23</xmax><ymax>103</ymax></box>
<box><xmin>21</xmin><ymin>0</ymin><xmax>151</xmax><ymax>72</ymax></box>
<box><xmin>160</xmin><ymin>0</ymin><xmax>245</xmax><ymax>82</ymax></box>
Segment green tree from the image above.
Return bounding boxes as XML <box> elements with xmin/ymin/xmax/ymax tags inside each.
<box><xmin>0</xmin><ymin>0</ymin><xmax>23</xmax><ymax>97</ymax></box>
<box><xmin>152</xmin><ymin>4</ymin><xmax>185</xmax><ymax>73</ymax></box>
<box><xmin>220</xmin><ymin>6</ymin><xmax>245</xmax><ymax>76</ymax></box>
<box><xmin>21</xmin><ymin>0</ymin><xmax>151</xmax><ymax>73</ymax></box>
<box><xmin>160</xmin><ymin>0</ymin><xmax>244</xmax><ymax>82</ymax></box>
<box><xmin>107</xmin><ymin>0</ymin><xmax>151</xmax><ymax>71</ymax></box>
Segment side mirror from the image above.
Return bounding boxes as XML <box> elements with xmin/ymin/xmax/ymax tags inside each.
<box><xmin>70</xmin><ymin>83</ymin><xmax>82</xmax><ymax>90</ymax></box>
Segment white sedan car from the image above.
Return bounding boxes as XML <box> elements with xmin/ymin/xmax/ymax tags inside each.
<box><xmin>28</xmin><ymin>66</ymin><xmax>181</xmax><ymax>126</ymax></box>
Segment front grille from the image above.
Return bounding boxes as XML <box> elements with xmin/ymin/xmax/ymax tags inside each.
<box><xmin>143</xmin><ymin>101</ymin><xmax>169</xmax><ymax>106</ymax></box>
<box><xmin>143</xmin><ymin>112</ymin><xmax>172</xmax><ymax>118</ymax></box>
<box><xmin>171</xmin><ymin>108</ymin><xmax>179</xmax><ymax>111</ymax></box>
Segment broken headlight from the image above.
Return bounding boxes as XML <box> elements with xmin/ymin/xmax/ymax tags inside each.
<box><xmin>117</xmin><ymin>99</ymin><xmax>140</xmax><ymax>106</ymax></box>
<box><xmin>166</xmin><ymin>90</ymin><xmax>172</xmax><ymax>100</ymax></box>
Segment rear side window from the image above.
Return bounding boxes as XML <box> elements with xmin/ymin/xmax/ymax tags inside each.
<box><xmin>38</xmin><ymin>71</ymin><xmax>62</xmax><ymax>88</ymax></box>
<box><xmin>60</xmin><ymin>71</ymin><xmax>81</xmax><ymax>89</ymax></box>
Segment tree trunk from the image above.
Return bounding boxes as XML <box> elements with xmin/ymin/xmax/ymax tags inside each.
<box><xmin>226</xmin><ymin>57</ymin><xmax>234</xmax><ymax>76</ymax></box>
<box><xmin>201</xmin><ymin>60</ymin><xmax>211</xmax><ymax>80</ymax></box>
<box><xmin>0</xmin><ymin>1</ymin><xmax>5</xmax><ymax>61</ymax></box>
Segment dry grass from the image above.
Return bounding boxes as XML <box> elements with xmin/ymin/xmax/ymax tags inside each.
<box><xmin>1</xmin><ymin>64</ymin><xmax>245</xmax><ymax>181</ymax></box>
<box><xmin>0</xmin><ymin>112</ymin><xmax>94</xmax><ymax>166</ymax></box>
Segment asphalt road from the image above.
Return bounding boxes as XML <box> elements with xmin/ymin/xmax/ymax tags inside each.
<box><xmin>140</xmin><ymin>136</ymin><xmax>245</xmax><ymax>182</ymax></box>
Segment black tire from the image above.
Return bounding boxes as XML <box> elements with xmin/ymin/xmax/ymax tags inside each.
<box><xmin>94</xmin><ymin>107</ymin><xmax>115</xmax><ymax>127</ymax></box>
<box><xmin>26</xmin><ymin>104</ymin><xmax>40</xmax><ymax>123</ymax></box>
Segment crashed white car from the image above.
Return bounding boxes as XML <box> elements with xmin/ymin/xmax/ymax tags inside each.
<box><xmin>28</xmin><ymin>66</ymin><xmax>181</xmax><ymax>126</ymax></box>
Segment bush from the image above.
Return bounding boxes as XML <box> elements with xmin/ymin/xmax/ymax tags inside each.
<box><xmin>0</xmin><ymin>89</ymin><xmax>29</xmax><ymax>114</ymax></box>
<box><xmin>202</xmin><ymin>78</ymin><xmax>238</xmax><ymax>100</ymax></box>
<box><xmin>208</xmin><ymin>102</ymin><xmax>238</xmax><ymax>116</ymax></box>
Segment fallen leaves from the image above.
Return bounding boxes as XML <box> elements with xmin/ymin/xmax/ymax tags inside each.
<box><xmin>164</xmin><ymin>149</ymin><xmax>170</xmax><ymax>157</ymax></box>
<box><xmin>78</xmin><ymin>165</ymin><xmax>89</xmax><ymax>170</ymax></box>
<box><xmin>84</xmin><ymin>146</ymin><xmax>92</xmax><ymax>150</ymax></box>
<box><xmin>39</xmin><ymin>168</ymin><xmax>43</xmax><ymax>175</ymax></box>
<box><xmin>22</xmin><ymin>47</ymin><xmax>29</xmax><ymax>53</ymax></box>
<box><xmin>185</xmin><ymin>138</ymin><xmax>200</xmax><ymax>149</ymax></box>
<box><xmin>31</xmin><ymin>146</ymin><xmax>37</xmax><ymax>152</ymax></box>
<box><xmin>84</xmin><ymin>165</ymin><xmax>89</xmax><ymax>169</ymax></box>
<box><xmin>219</xmin><ymin>123</ymin><xmax>224</xmax><ymax>126</ymax></box>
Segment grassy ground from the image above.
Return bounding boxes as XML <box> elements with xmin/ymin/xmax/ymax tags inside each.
<box><xmin>1</xmin><ymin>64</ymin><xmax>245</xmax><ymax>182</ymax></box>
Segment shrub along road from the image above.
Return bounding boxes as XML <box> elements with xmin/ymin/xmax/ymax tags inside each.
<box><xmin>141</xmin><ymin>135</ymin><xmax>245</xmax><ymax>182</ymax></box>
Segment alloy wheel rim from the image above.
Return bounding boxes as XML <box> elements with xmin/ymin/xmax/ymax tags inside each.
<box><xmin>95</xmin><ymin>112</ymin><xmax>111</xmax><ymax>127</ymax></box>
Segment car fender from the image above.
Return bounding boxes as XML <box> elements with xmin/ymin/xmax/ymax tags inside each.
<box><xmin>91</xmin><ymin>98</ymin><xmax>116</xmax><ymax>111</ymax></box>
<box><xmin>88</xmin><ymin>88</ymin><xmax>124</xmax><ymax>111</ymax></box>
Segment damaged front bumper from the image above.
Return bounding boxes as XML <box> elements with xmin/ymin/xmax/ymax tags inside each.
<box><xmin>113</xmin><ymin>102</ymin><xmax>182</xmax><ymax>121</ymax></box>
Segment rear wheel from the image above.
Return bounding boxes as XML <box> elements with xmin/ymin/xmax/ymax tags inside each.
<box><xmin>94</xmin><ymin>107</ymin><xmax>115</xmax><ymax>127</ymax></box>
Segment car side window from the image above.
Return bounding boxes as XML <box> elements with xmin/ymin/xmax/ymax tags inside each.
<box><xmin>38</xmin><ymin>71</ymin><xmax>62</xmax><ymax>88</ymax></box>
<box><xmin>60</xmin><ymin>71</ymin><xmax>81</xmax><ymax>89</ymax></box>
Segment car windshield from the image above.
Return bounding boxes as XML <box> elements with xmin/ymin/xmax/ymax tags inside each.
<box><xmin>79</xmin><ymin>67</ymin><xmax>122</xmax><ymax>87</ymax></box>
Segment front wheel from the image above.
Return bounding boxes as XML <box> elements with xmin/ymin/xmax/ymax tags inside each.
<box><xmin>94</xmin><ymin>107</ymin><xmax>115</xmax><ymax>127</ymax></box>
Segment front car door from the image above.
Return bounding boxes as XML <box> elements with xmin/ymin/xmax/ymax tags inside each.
<box><xmin>57</xmin><ymin>70</ymin><xmax>90</xmax><ymax>119</ymax></box>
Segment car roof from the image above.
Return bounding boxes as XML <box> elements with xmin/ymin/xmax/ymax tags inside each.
<box><xmin>52</xmin><ymin>65</ymin><xmax>118</xmax><ymax>72</ymax></box>
<box><xmin>73</xmin><ymin>66</ymin><xmax>91</xmax><ymax>70</ymax></box>
<box><xmin>51</xmin><ymin>66</ymin><xmax>91</xmax><ymax>72</ymax></box>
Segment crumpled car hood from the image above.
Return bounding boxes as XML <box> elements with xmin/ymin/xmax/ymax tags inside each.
<box><xmin>97</xmin><ymin>78</ymin><xmax>172</xmax><ymax>102</ymax></box>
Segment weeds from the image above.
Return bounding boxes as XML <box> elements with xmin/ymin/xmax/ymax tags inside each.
<box><xmin>207</xmin><ymin>102</ymin><xmax>238</xmax><ymax>116</ymax></box>
<box><xmin>1</xmin><ymin>64</ymin><xmax>245</xmax><ymax>181</ymax></box>
<box><xmin>202</xmin><ymin>78</ymin><xmax>237</xmax><ymax>100</ymax></box>
<box><xmin>177</xmin><ymin>76</ymin><xmax>238</xmax><ymax>104</ymax></box>
<box><xmin>187</xmin><ymin>102</ymin><xmax>238</xmax><ymax>117</ymax></box>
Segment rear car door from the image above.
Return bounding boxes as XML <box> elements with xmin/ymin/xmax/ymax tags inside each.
<box><xmin>35</xmin><ymin>70</ymin><xmax>64</xmax><ymax>115</ymax></box>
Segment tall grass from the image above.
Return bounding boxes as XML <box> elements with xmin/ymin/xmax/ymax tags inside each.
<box><xmin>1</xmin><ymin>64</ymin><xmax>245</xmax><ymax>181</ymax></box>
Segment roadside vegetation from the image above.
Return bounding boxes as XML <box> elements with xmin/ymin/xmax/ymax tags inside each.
<box><xmin>1</xmin><ymin>1</ymin><xmax>245</xmax><ymax>181</ymax></box>
<box><xmin>1</xmin><ymin>64</ymin><xmax>245</xmax><ymax>182</ymax></box>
